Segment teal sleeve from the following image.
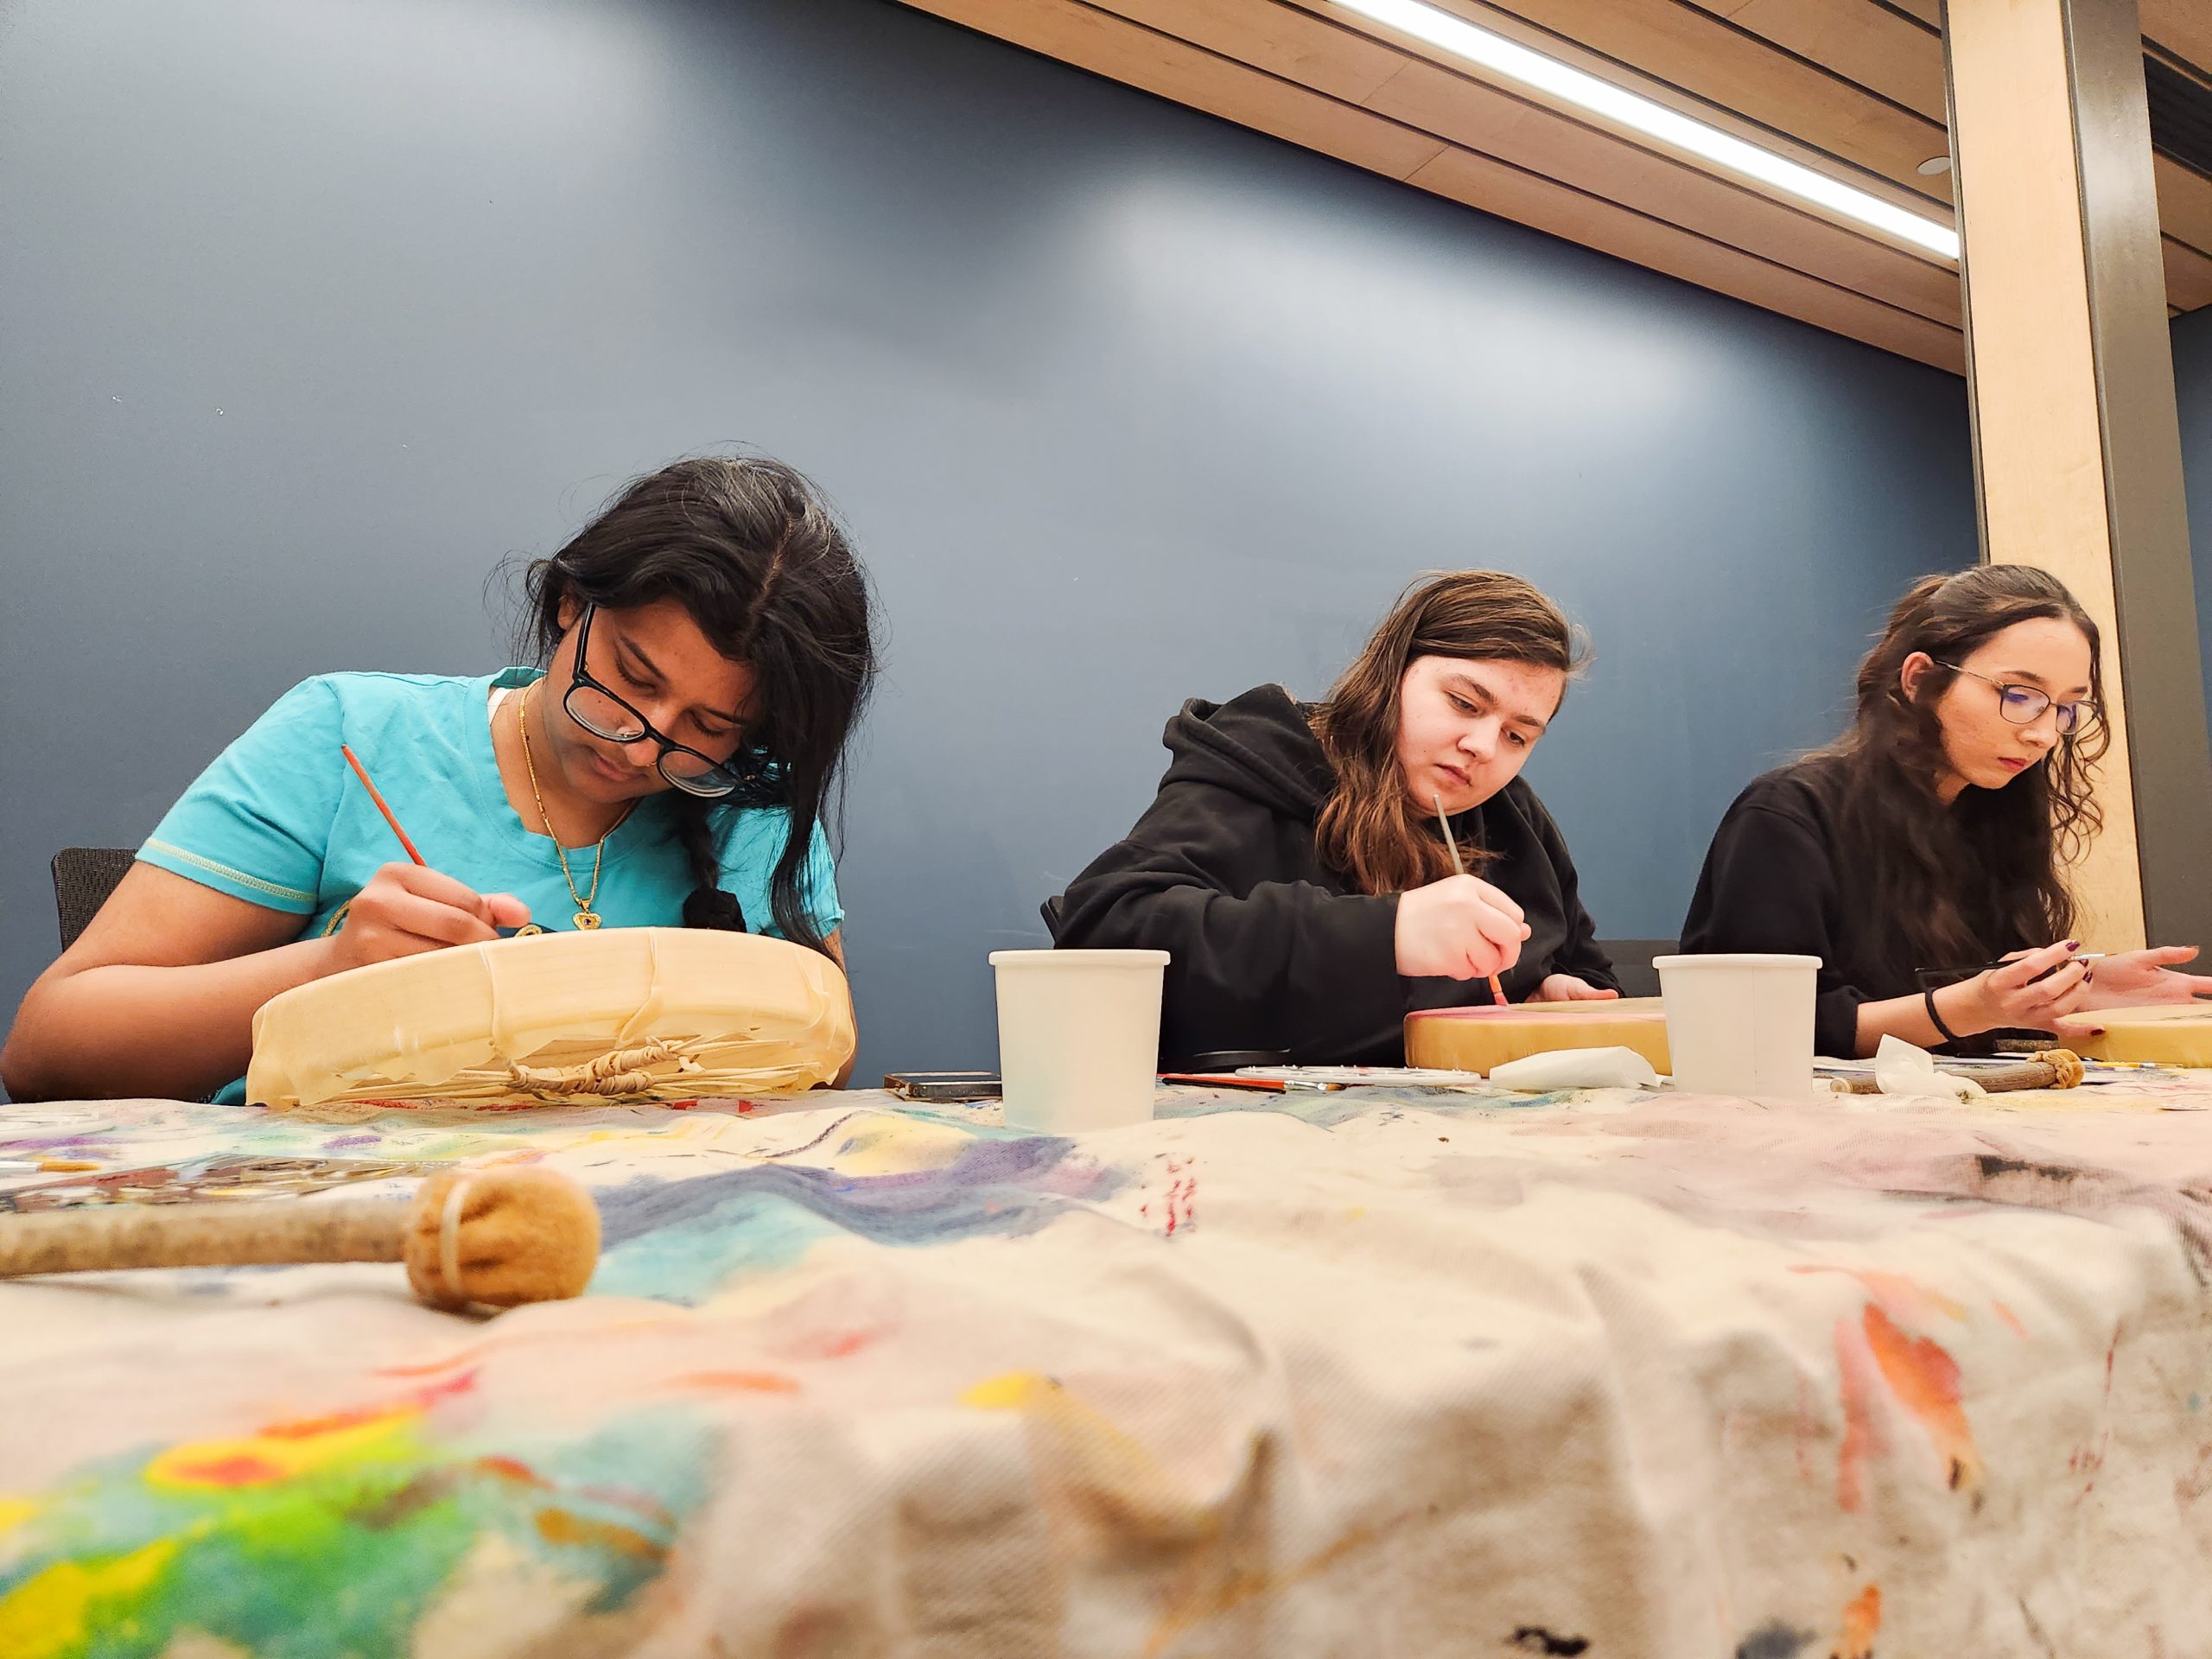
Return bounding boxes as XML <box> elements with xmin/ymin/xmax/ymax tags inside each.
<box><xmin>138</xmin><ymin>678</ymin><xmax>342</xmax><ymax>915</ymax></box>
<box><xmin>720</xmin><ymin>813</ymin><xmax>842</xmax><ymax>940</ymax></box>
<box><xmin>802</xmin><ymin>818</ymin><xmax>844</xmax><ymax>939</ymax></box>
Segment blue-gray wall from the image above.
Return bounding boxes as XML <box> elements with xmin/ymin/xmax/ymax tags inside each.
<box><xmin>0</xmin><ymin>0</ymin><xmax>1977</xmax><ymax>1091</ymax></box>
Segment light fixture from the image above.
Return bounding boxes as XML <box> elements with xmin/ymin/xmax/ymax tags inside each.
<box><xmin>1917</xmin><ymin>155</ymin><xmax>1953</xmax><ymax>175</ymax></box>
<box><xmin>1334</xmin><ymin>0</ymin><xmax>1961</xmax><ymax>261</ymax></box>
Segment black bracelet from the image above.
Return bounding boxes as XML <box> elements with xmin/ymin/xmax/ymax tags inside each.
<box><xmin>1924</xmin><ymin>987</ymin><xmax>1961</xmax><ymax>1045</ymax></box>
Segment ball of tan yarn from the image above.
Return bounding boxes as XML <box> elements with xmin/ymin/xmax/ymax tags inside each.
<box><xmin>403</xmin><ymin>1166</ymin><xmax>601</xmax><ymax>1311</ymax></box>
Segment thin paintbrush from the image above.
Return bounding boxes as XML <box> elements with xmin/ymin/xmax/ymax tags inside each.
<box><xmin>341</xmin><ymin>745</ymin><xmax>428</xmax><ymax>867</ymax></box>
<box><xmin>1434</xmin><ymin>791</ymin><xmax>1508</xmax><ymax>1007</ymax></box>
<box><xmin>341</xmin><ymin>745</ymin><xmax>536</xmax><ymax>935</ymax></box>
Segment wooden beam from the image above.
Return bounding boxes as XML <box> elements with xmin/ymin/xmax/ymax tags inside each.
<box><xmin>1363</xmin><ymin>55</ymin><xmax>1963</xmax><ymax>319</ymax></box>
<box><xmin>1946</xmin><ymin>0</ymin><xmax>2212</xmax><ymax>951</ymax></box>
<box><xmin>2154</xmin><ymin>154</ymin><xmax>2212</xmax><ymax>260</ymax></box>
<box><xmin>898</xmin><ymin>0</ymin><xmax>1966</xmax><ymax>366</ymax></box>
<box><xmin>1427</xmin><ymin>0</ymin><xmax>1955</xmax><ymax>200</ymax></box>
<box><xmin>1407</xmin><ymin>145</ymin><xmax>1965</xmax><ymax>365</ymax></box>
<box><xmin>1692</xmin><ymin>0</ymin><xmax>1949</xmax><ymax>122</ymax></box>
<box><xmin>2140</xmin><ymin>0</ymin><xmax>2212</xmax><ymax>75</ymax></box>
<box><xmin>1295</xmin><ymin>0</ymin><xmax>1955</xmax><ymax>220</ymax></box>
<box><xmin>1096</xmin><ymin>0</ymin><xmax>1962</xmax><ymax>315</ymax></box>
<box><xmin>2164</xmin><ymin>236</ymin><xmax>2212</xmax><ymax>310</ymax></box>
<box><xmin>905</xmin><ymin>0</ymin><xmax>1445</xmax><ymax>178</ymax></box>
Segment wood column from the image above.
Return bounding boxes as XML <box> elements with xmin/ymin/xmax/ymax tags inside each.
<box><xmin>1944</xmin><ymin>0</ymin><xmax>2212</xmax><ymax>952</ymax></box>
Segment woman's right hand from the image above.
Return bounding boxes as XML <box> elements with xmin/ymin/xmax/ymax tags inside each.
<box><xmin>1395</xmin><ymin>874</ymin><xmax>1531</xmax><ymax>980</ymax></box>
<box><xmin>1951</xmin><ymin>940</ymin><xmax>2092</xmax><ymax>1033</ymax></box>
<box><xmin>323</xmin><ymin>863</ymin><xmax>531</xmax><ymax>975</ymax></box>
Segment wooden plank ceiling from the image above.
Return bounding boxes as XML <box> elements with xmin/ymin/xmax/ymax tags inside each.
<box><xmin>894</xmin><ymin>0</ymin><xmax>2212</xmax><ymax>374</ymax></box>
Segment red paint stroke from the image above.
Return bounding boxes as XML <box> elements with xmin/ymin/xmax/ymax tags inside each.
<box><xmin>668</xmin><ymin>1370</ymin><xmax>804</xmax><ymax>1395</ymax></box>
<box><xmin>2070</xmin><ymin>1327</ymin><xmax>2122</xmax><ymax>1503</ymax></box>
<box><xmin>1837</xmin><ymin>1584</ymin><xmax>1881</xmax><ymax>1659</ymax></box>
<box><xmin>1862</xmin><ymin>1305</ymin><xmax>1981</xmax><ymax>1494</ymax></box>
<box><xmin>168</xmin><ymin>1453</ymin><xmax>284</xmax><ymax>1487</ymax></box>
<box><xmin>1834</xmin><ymin>1317</ymin><xmax>1889</xmax><ymax>1512</ymax></box>
<box><xmin>261</xmin><ymin>1404</ymin><xmax>399</xmax><ymax>1442</ymax></box>
<box><xmin>2176</xmin><ymin>1445</ymin><xmax>2212</xmax><ymax>1515</ymax></box>
<box><xmin>775</xmin><ymin>1325</ymin><xmax>883</xmax><ymax>1361</ymax></box>
<box><xmin>477</xmin><ymin>1454</ymin><xmax>554</xmax><ymax>1491</ymax></box>
<box><xmin>379</xmin><ymin>1344</ymin><xmax>499</xmax><ymax>1379</ymax></box>
<box><xmin>1793</xmin><ymin>1373</ymin><xmax>1818</xmax><ymax>1484</ymax></box>
<box><xmin>575</xmin><ymin>1484</ymin><xmax>679</xmax><ymax>1529</ymax></box>
<box><xmin>535</xmin><ymin>1504</ymin><xmax>665</xmax><ymax>1560</ymax></box>
<box><xmin>257</xmin><ymin>1370</ymin><xmax>478</xmax><ymax>1446</ymax></box>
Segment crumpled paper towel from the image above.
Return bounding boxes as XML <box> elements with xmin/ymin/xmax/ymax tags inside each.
<box><xmin>1488</xmin><ymin>1046</ymin><xmax>1662</xmax><ymax>1091</ymax></box>
<box><xmin>1872</xmin><ymin>1033</ymin><xmax>1986</xmax><ymax>1101</ymax></box>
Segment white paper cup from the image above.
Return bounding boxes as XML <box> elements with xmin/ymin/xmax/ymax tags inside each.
<box><xmin>989</xmin><ymin>950</ymin><xmax>1171</xmax><ymax>1133</ymax></box>
<box><xmin>1650</xmin><ymin>953</ymin><xmax>1821</xmax><ymax>1099</ymax></box>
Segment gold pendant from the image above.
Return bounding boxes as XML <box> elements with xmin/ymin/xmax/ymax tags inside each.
<box><xmin>573</xmin><ymin>911</ymin><xmax>603</xmax><ymax>931</ymax></box>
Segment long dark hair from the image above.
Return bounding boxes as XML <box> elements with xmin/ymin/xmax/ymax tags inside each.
<box><xmin>1311</xmin><ymin>570</ymin><xmax>1586</xmax><ymax>894</ymax></box>
<box><xmin>520</xmin><ymin>454</ymin><xmax>877</xmax><ymax>953</ymax></box>
<box><xmin>1824</xmin><ymin>563</ymin><xmax>2106</xmax><ymax>980</ymax></box>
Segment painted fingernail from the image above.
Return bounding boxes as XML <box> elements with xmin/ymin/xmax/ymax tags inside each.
<box><xmin>2063</xmin><ymin>941</ymin><xmax>2080</xmax><ymax>950</ymax></box>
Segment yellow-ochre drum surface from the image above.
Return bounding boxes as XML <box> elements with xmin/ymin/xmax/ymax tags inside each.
<box><xmin>1405</xmin><ymin>997</ymin><xmax>1672</xmax><ymax>1077</ymax></box>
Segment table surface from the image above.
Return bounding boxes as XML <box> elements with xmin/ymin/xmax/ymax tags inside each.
<box><xmin>6</xmin><ymin>1074</ymin><xmax>2212</xmax><ymax>1657</ymax></box>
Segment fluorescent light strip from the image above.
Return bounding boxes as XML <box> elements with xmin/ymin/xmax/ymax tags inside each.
<box><xmin>1335</xmin><ymin>0</ymin><xmax>1961</xmax><ymax>260</ymax></box>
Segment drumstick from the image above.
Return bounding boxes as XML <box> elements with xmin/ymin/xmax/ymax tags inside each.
<box><xmin>342</xmin><ymin>744</ymin><xmax>428</xmax><ymax>866</ymax></box>
<box><xmin>0</xmin><ymin>1166</ymin><xmax>600</xmax><ymax>1312</ymax></box>
<box><xmin>1434</xmin><ymin>791</ymin><xmax>1508</xmax><ymax>1007</ymax></box>
<box><xmin>1832</xmin><ymin>1048</ymin><xmax>2086</xmax><ymax>1095</ymax></box>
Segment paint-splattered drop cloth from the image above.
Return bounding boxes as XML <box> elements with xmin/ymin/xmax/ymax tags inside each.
<box><xmin>4</xmin><ymin>1078</ymin><xmax>2212</xmax><ymax>1656</ymax></box>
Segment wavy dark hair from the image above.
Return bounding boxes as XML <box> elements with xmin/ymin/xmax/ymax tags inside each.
<box><xmin>1311</xmin><ymin>570</ymin><xmax>1587</xmax><ymax>894</ymax></box>
<box><xmin>1822</xmin><ymin>563</ymin><xmax>2106</xmax><ymax>982</ymax></box>
<box><xmin>519</xmin><ymin>454</ymin><xmax>877</xmax><ymax>953</ymax></box>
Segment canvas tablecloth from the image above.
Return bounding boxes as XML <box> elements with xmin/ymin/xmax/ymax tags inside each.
<box><xmin>5</xmin><ymin>1075</ymin><xmax>2212</xmax><ymax>1657</ymax></box>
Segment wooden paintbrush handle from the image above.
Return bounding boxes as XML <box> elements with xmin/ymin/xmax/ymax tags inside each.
<box><xmin>1836</xmin><ymin>1047</ymin><xmax>2084</xmax><ymax>1096</ymax></box>
<box><xmin>0</xmin><ymin>1198</ymin><xmax>409</xmax><ymax>1278</ymax></box>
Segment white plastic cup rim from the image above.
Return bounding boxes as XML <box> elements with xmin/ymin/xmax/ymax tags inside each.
<box><xmin>989</xmin><ymin>950</ymin><xmax>1172</xmax><ymax>969</ymax></box>
<box><xmin>1649</xmin><ymin>954</ymin><xmax>1821</xmax><ymax>971</ymax></box>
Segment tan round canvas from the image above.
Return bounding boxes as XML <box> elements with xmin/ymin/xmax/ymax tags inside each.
<box><xmin>1406</xmin><ymin>996</ymin><xmax>1672</xmax><ymax>1076</ymax></box>
<box><xmin>247</xmin><ymin>928</ymin><xmax>856</xmax><ymax>1109</ymax></box>
<box><xmin>2056</xmin><ymin>1003</ymin><xmax>2212</xmax><ymax>1066</ymax></box>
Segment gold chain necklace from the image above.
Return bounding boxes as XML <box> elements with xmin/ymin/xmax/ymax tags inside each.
<box><xmin>518</xmin><ymin>683</ymin><xmax>633</xmax><ymax>931</ymax></box>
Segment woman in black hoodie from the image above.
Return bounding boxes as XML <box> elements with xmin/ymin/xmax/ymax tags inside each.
<box><xmin>1049</xmin><ymin>572</ymin><xmax>1618</xmax><ymax>1065</ymax></box>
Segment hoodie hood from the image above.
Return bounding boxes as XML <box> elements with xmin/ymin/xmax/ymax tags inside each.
<box><xmin>1160</xmin><ymin>684</ymin><xmax>1337</xmax><ymax>820</ymax></box>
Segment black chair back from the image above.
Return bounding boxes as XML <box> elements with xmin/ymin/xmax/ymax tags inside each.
<box><xmin>51</xmin><ymin>848</ymin><xmax>137</xmax><ymax>950</ymax></box>
<box><xmin>1597</xmin><ymin>938</ymin><xmax>1677</xmax><ymax>1000</ymax></box>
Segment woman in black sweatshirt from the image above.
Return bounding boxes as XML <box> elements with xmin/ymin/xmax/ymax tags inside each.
<box><xmin>1048</xmin><ymin>571</ymin><xmax>1618</xmax><ymax>1066</ymax></box>
<box><xmin>1681</xmin><ymin>563</ymin><xmax>2212</xmax><ymax>1058</ymax></box>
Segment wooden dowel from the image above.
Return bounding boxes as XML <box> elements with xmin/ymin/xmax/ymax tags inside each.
<box><xmin>0</xmin><ymin>1198</ymin><xmax>407</xmax><ymax>1278</ymax></box>
<box><xmin>0</xmin><ymin>1166</ymin><xmax>601</xmax><ymax>1310</ymax></box>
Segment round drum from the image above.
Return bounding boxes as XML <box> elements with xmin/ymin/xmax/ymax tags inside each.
<box><xmin>247</xmin><ymin>927</ymin><xmax>855</xmax><ymax>1109</ymax></box>
<box><xmin>2056</xmin><ymin>1005</ymin><xmax>2212</xmax><ymax>1067</ymax></box>
<box><xmin>1405</xmin><ymin>997</ymin><xmax>1672</xmax><ymax>1077</ymax></box>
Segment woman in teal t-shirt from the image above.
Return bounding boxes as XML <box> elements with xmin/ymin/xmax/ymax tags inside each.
<box><xmin>1</xmin><ymin>455</ymin><xmax>877</xmax><ymax>1103</ymax></box>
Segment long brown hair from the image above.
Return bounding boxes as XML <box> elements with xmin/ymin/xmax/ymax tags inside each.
<box><xmin>1825</xmin><ymin>563</ymin><xmax>2106</xmax><ymax>980</ymax></box>
<box><xmin>1312</xmin><ymin>571</ymin><xmax>1586</xmax><ymax>894</ymax></box>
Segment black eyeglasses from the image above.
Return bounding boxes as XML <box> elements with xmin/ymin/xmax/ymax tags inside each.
<box><xmin>1936</xmin><ymin>662</ymin><xmax>2099</xmax><ymax>737</ymax></box>
<box><xmin>563</xmin><ymin>604</ymin><xmax>755</xmax><ymax>797</ymax></box>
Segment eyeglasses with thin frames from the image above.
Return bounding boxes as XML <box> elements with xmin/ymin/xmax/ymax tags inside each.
<box><xmin>1936</xmin><ymin>662</ymin><xmax>2098</xmax><ymax>737</ymax></box>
